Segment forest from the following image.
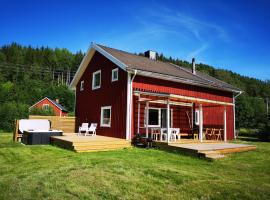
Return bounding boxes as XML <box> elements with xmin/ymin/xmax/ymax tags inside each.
<box><xmin>0</xmin><ymin>43</ymin><xmax>269</xmax><ymax>134</ymax></box>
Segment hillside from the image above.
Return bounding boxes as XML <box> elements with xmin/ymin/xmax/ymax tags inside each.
<box><xmin>0</xmin><ymin>43</ymin><xmax>269</xmax><ymax>131</ymax></box>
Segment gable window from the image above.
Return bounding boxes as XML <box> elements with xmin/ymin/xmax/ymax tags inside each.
<box><xmin>80</xmin><ymin>80</ymin><xmax>84</xmax><ymax>91</ymax></box>
<box><xmin>195</xmin><ymin>109</ymin><xmax>200</xmax><ymax>125</ymax></box>
<box><xmin>42</xmin><ymin>104</ymin><xmax>50</xmax><ymax>110</ymax></box>
<box><xmin>92</xmin><ymin>70</ymin><xmax>101</xmax><ymax>90</ymax></box>
<box><xmin>111</xmin><ymin>68</ymin><xmax>118</xmax><ymax>82</ymax></box>
<box><xmin>100</xmin><ymin>106</ymin><xmax>111</xmax><ymax>127</ymax></box>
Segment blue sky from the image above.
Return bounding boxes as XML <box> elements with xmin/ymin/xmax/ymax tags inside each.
<box><xmin>0</xmin><ymin>0</ymin><xmax>270</xmax><ymax>80</ymax></box>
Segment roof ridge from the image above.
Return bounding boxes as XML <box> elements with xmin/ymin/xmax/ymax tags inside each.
<box><xmin>97</xmin><ymin>44</ymin><xmax>174</xmax><ymax>66</ymax></box>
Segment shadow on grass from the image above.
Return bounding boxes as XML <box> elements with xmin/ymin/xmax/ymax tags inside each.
<box><xmin>237</xmin><ymin>136</ymin><xmax>269</xmax><ymax>143</ymax></box>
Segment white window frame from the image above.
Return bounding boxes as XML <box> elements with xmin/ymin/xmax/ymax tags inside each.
<box><xmin>145</xmin><ymin>107</ymin><xmax>161</xmax><ymax>127</ymax></box>
<box><xmin>80</xmin><ymin>80</ymin><xmax>84</xmax><ymax>91</ymax></box>
<box><xmin>42</xmin><ymin>104</ymin><xmax>50</xmax><ymax>110</ymax></box>
<box><xmin>195</xmin><ymin>109</ymin><xmax>199</xmax><ymax>125</ymax></box>
<box><xmin>100</xmin><ymin>106</ymin><xmax>112</xmax><ymax>127</ymax></box>
<box><xmin>92</xmin><ymin>70</ymin><xmax>101</xmax><ymax>90</ymax></box>
<box><xmin>111</xmin><ymin>68</ymin><xmax>118</xmax><ymax>82</ymax></box>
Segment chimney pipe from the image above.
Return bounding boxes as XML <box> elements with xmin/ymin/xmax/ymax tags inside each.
<box><xmin>55</xmin><ymin>98</ymin><xmax>59</xmax><ymax>103</ymax></box>
<box><xmin>192</xmin><ymin>58</ymin><xmax>196</xmax><ymax>75</ymax></box>
<box><xmin>144</xmin><ymin>50</ymin><xmax>157</xmax><ymax>60</ymax></box>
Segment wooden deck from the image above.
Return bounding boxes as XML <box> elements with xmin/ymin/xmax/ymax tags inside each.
<box><xmin>51</xmin><ymin>135</ymin><xmax>132</xmax><ymax>152</ymax></box>
<box><xmin>51</xmin><ymin>134</ymin><xmax>256</xmax><ymax>159</ymax></box>
<box><xmin>156</xmin><ymin>141</ymin><xmax>256</xmax><ymax>160</ymax></box>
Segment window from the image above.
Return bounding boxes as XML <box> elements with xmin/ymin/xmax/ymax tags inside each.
<box><xmin>92</xmin><ymin>70</ymin><xmax>101</xmax><ymax>90</ymax></box>
<box><xmin>145</xmin><ymin>108</ymin><xmax>161</xmax><ymax>127</ymax></box>
<box><xmin>100</xmin><ymin>106</ymin><xmax>111</xmax><ymax>127</ymax></box>
<box><xmin>42</xmin><ymin>104</ymin><xmax>50</xmax><ymax>110</ymax></box>
<box><xmin>195</xmin><ymin>109</ymin><xmax>200</xmax><ymax>125</ymax></box>
<box><xmin>80</xmin><ymin>80</ymin><xmax>84</xmax><ymax>91</ymax></box>
<box><xmin>111</xmin><ymin>68</ymin><xmax>118</xmax><ymax>82</ymax></box>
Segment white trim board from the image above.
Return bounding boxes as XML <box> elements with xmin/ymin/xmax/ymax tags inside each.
<box><xmin>69</xmin><ymin>43</ymin><xmax>127</xmax><ymax>90</ymax></box>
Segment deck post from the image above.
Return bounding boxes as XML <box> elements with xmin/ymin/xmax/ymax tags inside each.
<box><xmin>146</xmin><ymin>101</ymin><xmax>149</xmax><ymax>138</ymax></box>
<box><xmin>224</xmin><ymin>106</ymin><xmax>227</xmax><ymax>142</ymax></box>
<box><xmin>199</xmin><ymin>104</ymin><xmax>203</xmax><ymax>142</ymax></box>
<box><xmin>137</xmin><ymin>95</ymin><xmax>140</xmax><ymax>134</ymax></box>
<box><xmin>167</xmin><ymin>100</ymin><xmax>170</xmax><ymax>143</ymax></box>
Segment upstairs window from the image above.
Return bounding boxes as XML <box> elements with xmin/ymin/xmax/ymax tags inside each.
<box><xmin>42</xmin><ymin>104</ymin><xmax>50</xmax><ymax>110</ymax></box>
<box><xmin>100</xmin><ymin>106</ymin><xmax>111</xmax><ymax>127</ymax></box>
<box><xmin>111</xmin><ymin>68</ymin><xmax>118</xmax><ymax>82</ymax></box>
<box><xmin>92</xmin><ymin>70</ymin><xmax>101</xmax><ymax>90</ymax></box>
<box><xmin>80</xmin><ymin>80</ymin><xmax>84</xmax><ymax>91</ymax></box>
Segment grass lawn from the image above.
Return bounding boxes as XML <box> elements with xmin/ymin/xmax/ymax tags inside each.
<box><xmin>0</xmin><ymin>133</ymin><xmax>269</xmax><ymax>200</ymax></box>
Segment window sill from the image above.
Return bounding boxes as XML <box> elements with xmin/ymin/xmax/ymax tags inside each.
<box><xmin>100</xmin><ymin>124</ymin><xmax>111</xmax><ymax>127</ymax></box>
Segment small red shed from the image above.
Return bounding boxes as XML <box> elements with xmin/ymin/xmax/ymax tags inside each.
<box><xmin>70</xmin><ymin>43</ymin><xmax>242</xmax><ymax>142</ymax></box>
<box><xmin>29</xmin><ymin>97</ymin><xmax>68</xmax><ymax>117</ymax></box>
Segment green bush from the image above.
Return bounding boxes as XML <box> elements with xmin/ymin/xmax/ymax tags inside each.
<box><xmin>258</xmin><ymin>123</ymin><xmax>270</xmax><ymax>142</ymax></box>
<box><xmin>29</xmin><ymin>107</ymin><xmax>56</xmax><ymax>116</ymax></box>
<box><xmin>238</xmin><ymin>128</ymin><xmax>258</xmax><ymax>137</ymax></box>
<box><xmin>0</xmin><ymin>102</ymin><xmax>29</xmax><ymax>131</ymax></box>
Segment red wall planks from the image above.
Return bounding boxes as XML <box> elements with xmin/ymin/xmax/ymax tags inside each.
<box><xmin>76</xmin><ymin>52</ymin><xmax>127</xmax><ymax>139</ymax></box>
<box><xmin>133</xmin><ymin>75</ymin><xmax>233</xmax><ymax>103</ymax></box>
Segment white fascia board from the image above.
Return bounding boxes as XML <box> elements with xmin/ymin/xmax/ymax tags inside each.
<box><xmin>92</xmin><ymin>43</ymin><xmax>128</xmax><ymax>71</ymax></box>
<box><xmin>69</xmin><ymin>43</ymin><xmax>128</xmax><ymax>90</ymax></box>
<box><xmin>69</xmin><ymin>46</ymin><xmax>95</xmax><ymax>90</ymax></box>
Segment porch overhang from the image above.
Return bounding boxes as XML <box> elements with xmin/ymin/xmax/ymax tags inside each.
<box><xmin>133</xmin><ymin>90</ymin><xmax>234</xmax><ymax>106</ymax></box>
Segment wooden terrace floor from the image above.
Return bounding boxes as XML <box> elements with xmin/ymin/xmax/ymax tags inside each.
<box><xmin>156</xmin><ymin>141</ymin><xmax>256</xmax><ymax>160</ymax></box>
<box><xmin>51</xmin><ymin>134</ymin><xmax>256</xmax><ymax>159</ymax></box>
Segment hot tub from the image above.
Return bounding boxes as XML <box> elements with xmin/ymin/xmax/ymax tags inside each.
<box><xmin>22</xmin><ymin>130</ymin><xmax>63</xmax><ymax>145</ymax></box>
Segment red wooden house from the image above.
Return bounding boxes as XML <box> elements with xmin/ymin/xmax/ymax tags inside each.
<box><xmin>29</xmin><ymin>97</ymin><xmax>68</xmax><ymax>117</ymax></box>
<box><xmin>70</xmin><ymin>43</ymin><xmax>242</xmax><ymax>142</ymax></box>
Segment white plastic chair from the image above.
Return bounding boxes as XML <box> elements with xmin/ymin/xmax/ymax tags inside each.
<box><xmin>85</xmin><ymin>123</ymin><xmax>97</xmax><ymax>136</ymax></box>
<box><xmin>161</xmin><ymin>128</ymin><xmax>180</xmax><ymax>142</ymax></box>
<box><xmin>171</xmin><ymin>128</ymin><xmax>180</xmax><ymax>141</ymax></box>
<box><xmin>78</xmin><ymin>123</ymin><xmax>89</xmax><ymax>135</ymax></box>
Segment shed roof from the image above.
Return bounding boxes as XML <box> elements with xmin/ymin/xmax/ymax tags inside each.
<box><xmin>29</xmin><ymin>97</ymin><xmax>68</xmax><ymax>112</ymax></box>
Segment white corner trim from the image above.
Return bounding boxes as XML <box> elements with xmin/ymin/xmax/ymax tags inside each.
<box><xmin>126</xmin><ymin>73</ymin><xmax>132</xmax><ymax>140</ymax></box>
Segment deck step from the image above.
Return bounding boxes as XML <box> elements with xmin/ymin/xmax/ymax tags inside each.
<box><xmin>51</xmin><ymin>135</ymin><xmax>132</xmax><ymax>153</ymax></box>
<box><xmin>204</xmin><ymin>154</ymin><xmax>226</xmax><ymax>160</ymax></box>
<box><xmin>73</xmin><ymin>144</ymin><xmax>132</xmax><ymax>151</ymax></box>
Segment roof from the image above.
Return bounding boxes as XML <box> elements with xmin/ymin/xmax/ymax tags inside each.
<box><xmin>70</xmin><ymin>43</ymin><xmax>241</xmax><ymax>93</ymax></box>
<box><xmin>29</xmin><ymin>97</ymin><xmax>68</xmax><ymax>112</ymax></box>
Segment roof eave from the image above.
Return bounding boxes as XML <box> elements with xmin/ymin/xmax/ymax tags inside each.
<box><xmin>131</xmin><ymin>68</ymin><xmax>242</xmax><ymax>93</ymax></box>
